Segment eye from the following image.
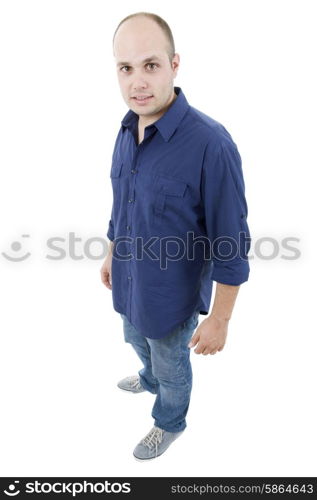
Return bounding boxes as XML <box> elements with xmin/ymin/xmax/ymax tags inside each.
<box><xmin>120</xmin><ymin>66</ymin><xmax>131</xmax><ymax>73</ymax></box>
<box><xmin>146</xmin><ymin>63</ymin><xmax>158</xmax><ymax>71</ymax></box>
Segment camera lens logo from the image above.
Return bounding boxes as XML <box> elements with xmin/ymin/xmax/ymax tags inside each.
<box><xmin>3</xmin><ymin>481</ymin><xmax>20</xmax><ymax>496</ymax></box>
<box><xmin>2</xmin><ymin>235</ymin><xmax>31</xmax><ymax>262</ymax></box>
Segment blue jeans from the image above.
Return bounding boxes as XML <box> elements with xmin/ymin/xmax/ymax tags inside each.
<box><xmin>120</xmin><ymin>310</ymin><xmax>199</xmax><ymax>433</ymax></box>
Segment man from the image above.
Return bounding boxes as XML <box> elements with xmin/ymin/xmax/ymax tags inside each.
<box><xmin>100</xmin><ymin>12</ymin><xmax>251</xmax><ymax>460</ymax></box>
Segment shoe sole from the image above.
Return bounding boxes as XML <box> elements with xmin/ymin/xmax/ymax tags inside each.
<box><xmin>117</xmin><ymin>385</ymin><xmax>145</xmax><ymax>394</ymax></box>
<box><xmin>133</xmin><ymin>452</ymin><xmax>164</xmax><ymax>461</ymax></box>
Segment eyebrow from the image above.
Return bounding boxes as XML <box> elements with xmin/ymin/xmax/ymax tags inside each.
<box><xmin>116</xmin><ymin>55</ymin><xmax>162</xmax><ymax>67</ymax></box>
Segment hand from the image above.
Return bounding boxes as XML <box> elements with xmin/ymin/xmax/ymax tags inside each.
<box><xmin>100</xmin><ymin>247</ymin><xmax>113</xmax><ymax>290</ymax></box>
<box><xmin>188</xmin><ymin>315</ymin><xmax>229</xmax><ymax>355</ymax></box>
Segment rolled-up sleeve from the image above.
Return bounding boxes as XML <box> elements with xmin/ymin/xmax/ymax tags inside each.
<box><xmin>106</xmin><ymin>202</ymin><xmax>115</xmax><ymax>241</ymax></box>
<box><xmin>107</xmin><ymin>219</ymin><xmax>114</xmax><ymax>241</ymax></box>
<box><xmin>201</xmin><ymin>137</ymin><xmax>251</xmax><ymax>285</ymax></box>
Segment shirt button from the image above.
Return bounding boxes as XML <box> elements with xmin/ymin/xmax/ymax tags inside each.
<box><xmin>126</xmin><ymin>225</ymin><xmax>130</xmax><ymax>230</ymax></box>
<box><xmin>128</xmin><ymin>198</ymin><xmax>134</xmax><ymax>203</ymax></box>
<box><xmin>131</xmin><ymin>169</ymin><xmax>137</xmax><ymax>174</ymax></box>
<box><xmin>127</xmin><ymin>276</ymin><xmax>132</xmax><ymax>280</ymax></box>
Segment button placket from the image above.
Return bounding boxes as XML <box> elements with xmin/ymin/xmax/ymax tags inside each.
<box><xmin>126</xmin><ymin>148</ymin><xmax>141</xmax><ymax>320</ymax></box>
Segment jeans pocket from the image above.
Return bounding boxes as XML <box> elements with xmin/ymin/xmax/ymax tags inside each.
<box><xmin>182</xmin><ymin>310</ymin><xmax>199</xmax><ymax>330</ymax></box>
<box><xmin>191</xmin><ymin>310</ymin><xmax>199</xmax><ymax>328</ymax></box>
<box><xmin>193</xmin><ymin>316</ymin><xmax>199</xmax><ymax>329</ymax></box>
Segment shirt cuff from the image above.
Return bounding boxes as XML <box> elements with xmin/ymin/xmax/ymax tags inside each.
<box><xmin>211</xmin><ymin>259</ymin><xmax>250</xmax><ymax>285</ymax></box>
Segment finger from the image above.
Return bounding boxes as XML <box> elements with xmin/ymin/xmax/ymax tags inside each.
<box><xmin>103</xmin><ymin>272</ymin><xmax>112</xmax><ymax>289</ymax></box>
<box><xmin>194</xmin><ymin>342</ymin><xmax>206</xmax><ymax>354</ymax></box>
<box><xmin>188</xmin><ymin>334</ymin><xmax>199</xmax><ymax>348</ymax></box>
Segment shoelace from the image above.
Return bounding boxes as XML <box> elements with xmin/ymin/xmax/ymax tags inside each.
<box><xmin>142</xmin><ymin>427</ymin><xmax>164</xmax><ymax>456</ymax></box>
<box><xmin>130</xmin><ymin>378</ymin><xmax>142</xmax><ymax>390</ymax></box>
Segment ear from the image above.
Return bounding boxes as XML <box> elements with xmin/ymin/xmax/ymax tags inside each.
<box><xmin>171</xmin><ymin>52</ymin><xmax>180</xmax><ymax>76</ymax></box>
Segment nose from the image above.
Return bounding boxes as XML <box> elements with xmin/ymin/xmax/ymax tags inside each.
<box><xmin>132</xmin><ymin>69</ymin><xmax>148</xmax><ymax>91</ymax></box>
<box><xmin>132</xmin><ymin>81</ymin><xmax>148</xmax><ymax>91</ymax></box>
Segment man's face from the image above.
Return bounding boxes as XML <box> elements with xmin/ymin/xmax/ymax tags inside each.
<box><xmin>113</xmin><ymin>17</ymin><xmax>180</xmax><ymax>120</ymax></box>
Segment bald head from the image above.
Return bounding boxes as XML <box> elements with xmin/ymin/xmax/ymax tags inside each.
<box><xmin>113</xmin><ymin>12</ymin><xmax>175</xmax><ymax>63</ymax></box>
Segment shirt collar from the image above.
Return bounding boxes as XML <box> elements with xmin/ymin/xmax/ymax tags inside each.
<box><xmin>120</xmin><ymin>86</ymin><xmax>190</xmax><ymax>142</ymax></box>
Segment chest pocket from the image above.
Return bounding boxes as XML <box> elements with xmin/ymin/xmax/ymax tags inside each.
<box><xmin>110</xmin><ymin>160</ymin><xmax>123</xmax><ymax>214</ymax></box>
<box><xmin>153</xmin><ymin>174</ymin><xmax>188</xmax><ymax>216</ymax></box>
<box><xmin>110</xmin><ymin>160</ymin><xmax>123</xmax><ymax>179</ymax></box>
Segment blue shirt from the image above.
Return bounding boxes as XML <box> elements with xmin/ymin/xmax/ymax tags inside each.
<box><xmin>107</xmin><ymin>86</ymin><xmax>251</xmax><ymax>339</ymax></box>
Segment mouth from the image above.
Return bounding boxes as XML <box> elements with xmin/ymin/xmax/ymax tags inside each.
<box><xmin>131</xmin><ymin>95</ymin><xmax>154</xmax><ymax>105</ymax></box>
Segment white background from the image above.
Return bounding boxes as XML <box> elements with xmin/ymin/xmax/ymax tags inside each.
<box><xmin>0</xmin><ymin>0</ymin><xmax>316</xmax><ymax>477</ymax></box>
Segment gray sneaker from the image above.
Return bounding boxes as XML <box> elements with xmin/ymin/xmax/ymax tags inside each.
<box><xmin>133</xmin><ymin>425</ymin><xmax>184</xmax><ymax>460</ymax></box>
<box><xmin>117</xmin><ymin>375</ymin><xmax>146</xmax><ymax>393</ymax></box>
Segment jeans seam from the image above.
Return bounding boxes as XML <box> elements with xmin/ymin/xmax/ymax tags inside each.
<box><xmin>144</xmin><ymin>338</ymin><xmax>159</xmax><ymax>389</ymax></box>
<box><xmin>175</xmin><ymin>330</ymin><xmax>192</xmax><ymax>392</ymax></box>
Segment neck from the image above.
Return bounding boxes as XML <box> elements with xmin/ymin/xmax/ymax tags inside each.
<box><xmin>138</xmin><ymin>90</ymin><xmax>177</xmax><ymax>129</ymax></box>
